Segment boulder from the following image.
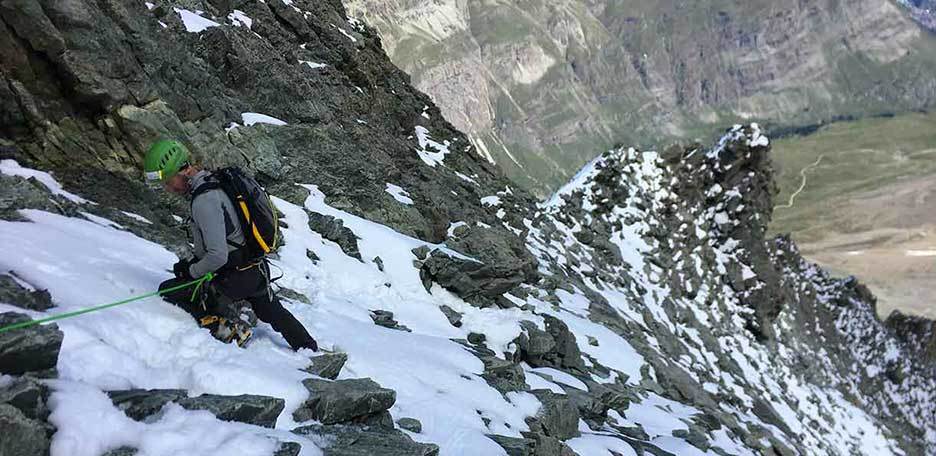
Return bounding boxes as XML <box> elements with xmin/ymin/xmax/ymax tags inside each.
<box><xmin>107</xmin><ymin>389</ymin><xmax>285</xmax><ymax>428</ymax></box>
<box><xmin>293</xmin><ymin>378</ymin><xmax>396</xmax><ymax>424</ymax></box>
<box><xmin>370</xmin><ymin>310</ymin><xmax>412</xmax><ymax>332</ymax></box>
<box><xmin>438</xmin><ymin>305</ymin><xmax>463</xmax><ymax>328</ymax></box>
<box><xmin>293</xmin><ymin>423</ymin><xmax>439</xmax><ymax>456</ymax></box>
<box><xmin>303</xmin><ymin>352</ymin><xmax>348</xmax><ymax>380</ymax></box>
<box><xmin>0</xmin><ymin>313</ymin><xmax>63</xmax><ymax>375</ymax></box>
<box><xmin>397</xmin><ymin>417</ymin><xmax>422</xmax><ymax>433</ymax></box>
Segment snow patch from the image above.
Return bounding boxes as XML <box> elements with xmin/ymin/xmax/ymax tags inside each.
<box><xmin>384</xmin><ymin>183</ymin><xmax>414</xmax><ymax>205</ymax></box>
<box><xmin>0</xmin><ymin>159</ymin><xmax>92</xmax><ymax>204</ymax></box>
<box><xmin>173</xmin><ymin>8</ymin><xmax>220</xmax><ymax>33</ymax></box>
<box><xmin>241</xmin><ymin>112</ymin><xmax>288</xmax><ymax>127</ymax></box>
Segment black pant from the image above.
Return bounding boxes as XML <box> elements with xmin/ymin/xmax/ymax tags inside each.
<box><xmin>159</xmin><ymin>261</ymin><xmax>316</xmax><ymax>351</ymax></box>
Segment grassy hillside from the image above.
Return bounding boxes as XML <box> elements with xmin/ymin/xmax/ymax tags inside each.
<box><xmin>769</xmin><ymin>111</ymin><xmax>936</xmax><ymax>318</ymax></box>
<box><xmin>770</xmin><ymin>111</ymin><xmax>936</xmax><ymax>241</ymax></box>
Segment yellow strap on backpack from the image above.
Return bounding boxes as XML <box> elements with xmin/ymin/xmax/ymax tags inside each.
<box><xmin>236</xmin><ymin>196</ymin><xmax>271</xmax><ymax>253</ymax></box>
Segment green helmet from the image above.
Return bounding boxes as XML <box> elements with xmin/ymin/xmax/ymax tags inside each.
<box><xmin>143</xmin><ymin>139</ymin><xmax>190</xmax><ymax>184</ymax></box>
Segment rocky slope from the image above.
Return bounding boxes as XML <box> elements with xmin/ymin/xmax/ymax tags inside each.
<box><xmin>1</xmin><ymin>1</ymin><xmax>935</xmax><ymax>455</ymax></box>
<box><xmin>343</xmin><ymin>0</ymin><xmax>936</xmax><ymax>195</ymax></box>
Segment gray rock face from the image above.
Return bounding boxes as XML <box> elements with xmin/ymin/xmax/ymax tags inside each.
<box><xmin>107</xmin><ymin>389</ymin><xmax>285</xmax><ymax>428</ymax></box>
<box><xmin>0</xmin><ymin>274</ymin><xmax>53</xmax><ymax>311</ymax></box>
<box><xmin>303</xmin><ymin>352</ymin><xmax>348</xmax><ymax>380</ymax></box>
<box><xmin>527</xmin><ymin>390</ymin><xmax>580</xmax><ymax>440</ymax></box>
<box><xmin>308</xmin><ymin>212</ymin><xmax>362</xmax><ymax>261</ymax></box>
<box><xmin>0</xmin><ymin>403</ymin><xmax>50</xmax><ymax>456</ymax></box>
<box><xmin>293</xmin><ymin>378</ymin><xmax>396</xmax><ymax>424</ymax></box>
<box><xmin>293</xmin><ymin>423</ymin><xmax>439</xmax><ymax>456</ymax></box>
<box><xmin>0</xmin><ymin>313</ymin><xmax>63</xmax><ymax>375</ymax></box>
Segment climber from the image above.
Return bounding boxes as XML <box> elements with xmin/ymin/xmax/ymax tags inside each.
<box><xmin>143</xmin><ymin>139</ymin><xmax>318</xmax><ymax>352</ymax></box>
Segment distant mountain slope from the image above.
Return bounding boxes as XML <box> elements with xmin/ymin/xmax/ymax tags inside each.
<box><xmin>344</xmin><ymin>0</ymin><xmax>936</xmax><ymax>195</ymax></box>
<box><xmin>768</xmin><ymin>111</ymin><xmax>936</xmax><ymax>320</ymax></box>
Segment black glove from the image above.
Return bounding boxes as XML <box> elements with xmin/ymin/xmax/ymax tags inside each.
<box><xmin>173</xmin><ymin>258</ymin><xmax>194</xmax><ymax>280</ymax></box>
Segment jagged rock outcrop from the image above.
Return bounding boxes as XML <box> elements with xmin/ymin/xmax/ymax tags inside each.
<box><xmin>886</xmin><ymin>310</ymin><xmax>936</xmax><ymax>365</ymax></box>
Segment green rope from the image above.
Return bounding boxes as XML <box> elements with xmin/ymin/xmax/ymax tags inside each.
<box><xmin>0</xmin><ymin>272</ymin><xmax>215</xmax><ymax>335</ymax></box>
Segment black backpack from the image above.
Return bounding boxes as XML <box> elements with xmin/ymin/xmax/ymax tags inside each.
<box><xmin>193</xmin><ymin>167</ymin><xmax>279</xmax><ymax>261</ymax></box>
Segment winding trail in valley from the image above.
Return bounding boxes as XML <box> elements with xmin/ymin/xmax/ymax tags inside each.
<box><xmin>775</xmin><ymin>154</ymin><xmax>825</xmax><ymax>210</ymax></box>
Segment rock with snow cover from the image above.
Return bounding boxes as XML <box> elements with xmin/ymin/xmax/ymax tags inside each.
<box><xmin>107</xmin><ymin>389</ymin><xmax>285</xmax><ymax>428</ymax></box>
<box><xmin>308</xmin><ymin>212</ymin><xmax>363</xmax><ymax>261</ymax></box>
<box><xmin>0</xmin><ymin>274</ymin><xmax>53</xmax><ymax>311</ymax></box>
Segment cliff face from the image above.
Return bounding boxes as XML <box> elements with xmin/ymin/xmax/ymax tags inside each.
<box><xmin>344</xmin><ymin>0</ymin><xmax>936</xmax><ymax>195</ymax></box>
<box><xmin>0</xmin><ymin>1</ymin><xmax>934</xmax><ymax>456</ymax></box>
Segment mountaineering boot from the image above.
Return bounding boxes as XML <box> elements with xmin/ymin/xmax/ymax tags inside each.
<box><xmin>198</xmin><ymin>315</ymin><xmax>253</xmax><ymax>347</ymax></box>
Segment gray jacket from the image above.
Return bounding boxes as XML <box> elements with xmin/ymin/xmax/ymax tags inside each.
<box><xmin>187</xmin><ymin>170</ymin><xmax>245</xmax><ymax>277</ymax></box>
